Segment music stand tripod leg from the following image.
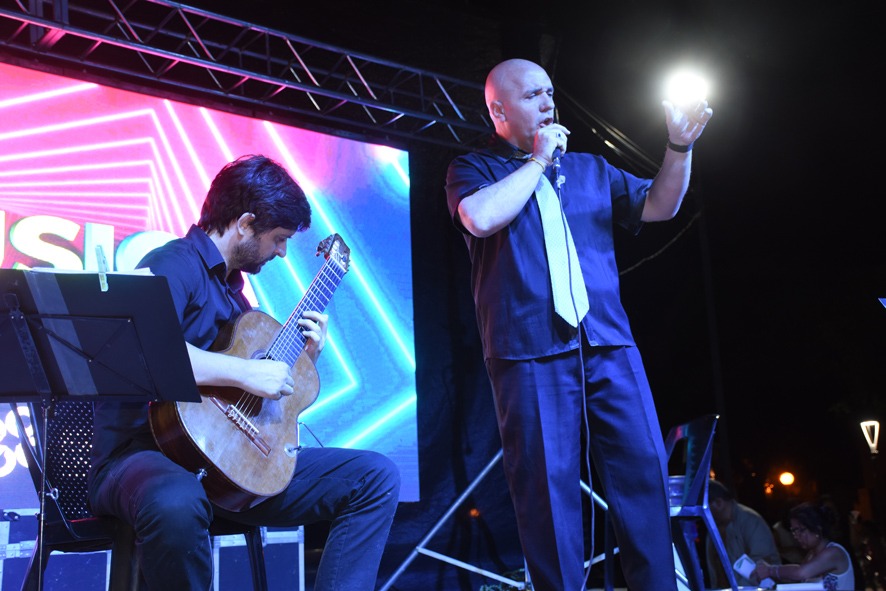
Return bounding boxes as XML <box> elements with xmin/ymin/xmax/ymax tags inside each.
<box><xmin>379</xmin><ymin>449</ymin><xmax>527</xmax><ymax>591</ymax></box>
<box><xmin>6</xmin><ymin>294</ymin><xmax>57</xmax><ymax>591</ymax></box>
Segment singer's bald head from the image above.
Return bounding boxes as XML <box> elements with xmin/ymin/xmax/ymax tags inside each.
<box><xmin>484</xmin><ymin>59</ymin><xmax>555</xmax><ymax>151</ymax></box>
<box><xmin>484</xmin><ymin>59</ymin><xmax>547</xmax><ymax>110</ymax></box>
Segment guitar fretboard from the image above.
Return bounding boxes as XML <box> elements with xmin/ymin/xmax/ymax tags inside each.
<box><xmin>268</xmin><ymin>254</ymin><xmax>347</xmax><ymax>367</ymax></box>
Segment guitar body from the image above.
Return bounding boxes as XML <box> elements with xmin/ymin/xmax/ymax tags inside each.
<box><xmin>150</xmin><ymin>310</ymin><xmax>320</xmax><ymax>512</ymax></box>
<box><xmin>149</xmin><ymin>233</ymin><xmax>350</xmax><ymax>512</ymax></box>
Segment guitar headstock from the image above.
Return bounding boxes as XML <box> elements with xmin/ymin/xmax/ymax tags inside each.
<box><xmin>316</xmin><ymin>234</ymin><xmax>350</xmax><ymax>273</ymax></box>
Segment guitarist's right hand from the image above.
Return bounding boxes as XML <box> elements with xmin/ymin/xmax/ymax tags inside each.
<box><xmin>239</xmin><ymin>359</ymin><xmax>297</xmax><ymax>400</ymax></box>
<box><xmin>188</xmin><ymin>343</ymin><xmax>295</xmax><ymax>400</ymax></box>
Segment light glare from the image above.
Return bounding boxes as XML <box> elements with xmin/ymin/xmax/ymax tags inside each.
<box><xmin>664</xmin><ymin>70</ymin><xmax>709</xmax><ymax>107</ymax></box>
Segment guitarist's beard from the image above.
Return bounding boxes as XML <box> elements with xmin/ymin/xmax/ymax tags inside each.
<box><xmin>231</xmin><ymin>236</ymin><xmax>275</xmax><ymax>275</ymax></box>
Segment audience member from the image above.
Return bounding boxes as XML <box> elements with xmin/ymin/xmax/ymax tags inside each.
<box><xmin>754</xmin><ymin>501</ymin><xmax>856</xmax><ymax>591</ymax></box>
<box><xmin>707</xmin><ymin>479</ymin><xmax>781</xmax><ymax>587</ymax></box>
<box><xmin>773</xmin><ymin>514</ymin><xmax>806</xmax><ymax>564</ymax></box>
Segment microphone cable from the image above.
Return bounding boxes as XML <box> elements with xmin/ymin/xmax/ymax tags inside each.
<box><xmin>549</xmin><ymin>153</ymin><xmax>595</xmax><ymax>591</ymax></box>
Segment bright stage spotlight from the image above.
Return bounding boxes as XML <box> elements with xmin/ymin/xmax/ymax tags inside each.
<box><xmin>663</xmin><ymin>69</ymin><xmax>710</xmax><ymax>108</ymax></box>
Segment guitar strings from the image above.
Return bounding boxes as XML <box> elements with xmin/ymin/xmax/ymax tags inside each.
<box><xmin>234</xmin><ymin>258</ymin><xmax>347</xmax><ymax>418</ymax></box>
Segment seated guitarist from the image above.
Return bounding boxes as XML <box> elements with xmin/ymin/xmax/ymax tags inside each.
<box><xmin>87</xmin><ymin>154</ymin><xmax>401</xmax><ymax>591</ymax></box>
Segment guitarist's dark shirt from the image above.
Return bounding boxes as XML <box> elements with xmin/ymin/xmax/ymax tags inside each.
<box><xmin>88</xmin><ymin>225</ymin><xmax>250</xmax><ymax>493</ymax></box>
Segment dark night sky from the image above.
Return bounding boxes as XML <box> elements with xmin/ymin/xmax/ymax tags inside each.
<box><xmin>203</xmin><ymin>0</ymin><xmax>886</xmax><ymax>516</ymax></box>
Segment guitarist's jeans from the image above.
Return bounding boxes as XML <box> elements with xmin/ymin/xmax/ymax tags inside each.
<box><xmin>89</xmin><ymin>445</ymin><xmax>401</xmax><ymax>591</ymax></box>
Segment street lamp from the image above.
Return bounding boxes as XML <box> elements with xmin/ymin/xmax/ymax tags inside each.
<box><xmin>861</xmin><ymin>420</ymin><xmax>879</xmax><ymax>456</ymax></box>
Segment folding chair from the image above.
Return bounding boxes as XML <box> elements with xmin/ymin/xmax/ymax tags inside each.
<box><xmin>14</xmin><ymin>399</ymin><xmax>269</xmax><ymax>591</ymax></box>
<box><xmin>665</xmin><ymin>413</ymin><xmax>739</xmax><ymax>591</ymax></box>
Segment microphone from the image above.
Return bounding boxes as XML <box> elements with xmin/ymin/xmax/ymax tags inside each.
<box><xmin>552</xmin><ymin>147</ymin><xmax>564</xmax><ymax>190</ymax></box>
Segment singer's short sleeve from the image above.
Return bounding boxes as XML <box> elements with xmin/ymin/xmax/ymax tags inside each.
<box><xmin>609</xmin><ymin>165</ymin><xmax>653</xmax><ymax>235</ymax></box>
<box><xmin>445</xmin><ymin>151</ymin><xmax>505</xmax><ymax>233</ymax></box>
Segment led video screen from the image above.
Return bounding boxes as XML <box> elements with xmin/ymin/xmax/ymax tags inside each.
<box><xmin>0</xmin><ymin>60</ymin><xmax>418</xmax><ymax>508</ymax></box>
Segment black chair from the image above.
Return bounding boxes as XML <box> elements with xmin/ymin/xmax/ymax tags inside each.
<box><xmin>665</xmin><ymin>413</ymin><xmax>738</xmax><ymax>591</ymax></box>
<box><xmin>14</xmin><ymin>399</ymin><xmax>269</xmax><ymax>591</ymax></box>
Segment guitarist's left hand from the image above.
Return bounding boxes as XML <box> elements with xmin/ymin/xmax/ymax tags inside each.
<box><xmin>299</xmin><ymin>310</ymin><xmax>328</xmax><ymax>364</ymax></box>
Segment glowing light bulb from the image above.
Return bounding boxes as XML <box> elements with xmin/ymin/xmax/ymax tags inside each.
<box><xmin>664</xmin><ymin>69</ymin><xmax>709</xmax><ymax>108</ymax></box>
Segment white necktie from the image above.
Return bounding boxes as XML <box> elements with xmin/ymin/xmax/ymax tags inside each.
<box><xmin>535</xmin><ymin>174</ymin><xmax>589</xmax><ymax>327</ymax></box>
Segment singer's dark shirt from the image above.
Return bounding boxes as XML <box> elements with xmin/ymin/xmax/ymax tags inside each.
<box><xmin>88</xmin><ymin>225</ymin><xmax>250</xmax><ymax>492</ymax></box>
<box><xmin>445</xmin><ymin>135</ymin><xmax>652</xmax><ymax>360</ymax></box>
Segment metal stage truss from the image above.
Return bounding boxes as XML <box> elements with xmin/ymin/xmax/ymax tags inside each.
<box><xmin>0</xmin><ymin>0</ymin><xmax>493</xmax><ymax>151</ymax></box>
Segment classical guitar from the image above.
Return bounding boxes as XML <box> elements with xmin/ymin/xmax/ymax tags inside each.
<box><xmin>149</xmin><ymin>234</ymin><xmax>350</xmax><ymax>512</ymax></box>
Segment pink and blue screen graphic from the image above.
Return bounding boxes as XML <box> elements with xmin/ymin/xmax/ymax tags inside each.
<box><xmin>0</xmin><ymin>61</ymin><xmax>419</xmax><ymax>506</ymax></box>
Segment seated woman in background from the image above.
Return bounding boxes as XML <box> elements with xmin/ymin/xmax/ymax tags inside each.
<box><xmin>754</xmin><ymin>501</ymin><xmax>855</xmax><ymax>590</ymax></box>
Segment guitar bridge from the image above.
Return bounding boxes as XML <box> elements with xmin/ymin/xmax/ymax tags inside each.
<box><xmin>212</xmin><ymin>398</ymin><xmax>272</xmax><ymax>456</ymax></box>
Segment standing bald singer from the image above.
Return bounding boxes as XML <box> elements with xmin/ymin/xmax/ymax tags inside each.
<box><xmin>445</xmin><ymin>58</ymin><xmax>713</xmax><ymax>590</ymax></box>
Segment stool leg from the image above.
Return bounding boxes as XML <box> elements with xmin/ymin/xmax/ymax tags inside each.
<box><xmin>243</xmin><ymin>527</ymin><xmax>269</xmax><ymax>591</ymax></box>
<box><xmin>108</xmin><ymin>522</ymin><xmax>142</xmax><ymax>591</ymax></box>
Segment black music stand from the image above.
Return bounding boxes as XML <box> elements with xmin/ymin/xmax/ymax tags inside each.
<box><xmin>0</xmin><ymin>267</ymin><xmax>200</xmax><ymax>589</ymax></box>
<box><xmin>0</xmin><ymin>268</ymin><xmax>200</xmax><ymax>405</ymax></box>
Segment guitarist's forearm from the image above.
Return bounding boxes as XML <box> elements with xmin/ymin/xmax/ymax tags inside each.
<box><xmin>187</xmin><ymin>343</ymin><xmax>249</xmax><ymax>387</ymax></box>
<box><xmin>187</xmin><ymin>343</ymin><xmax>290</xmax><ymax>399</ymax></box>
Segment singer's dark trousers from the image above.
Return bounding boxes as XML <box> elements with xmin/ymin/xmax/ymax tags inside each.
<box><xmin>486</xmin><ymin>342</ymin><xmax>677</xmax><ymax>591</ymax></box>
<box><xmin>89</xmin><ymin>446</ymin><xmax>400</xmax><ymax>591</ymax></box>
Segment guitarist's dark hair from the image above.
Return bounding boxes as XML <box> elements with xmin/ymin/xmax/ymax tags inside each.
<box><xmin>198</xmin><ymin>154</ymin><xmax>311</xmax><ymax>236</ymax></box>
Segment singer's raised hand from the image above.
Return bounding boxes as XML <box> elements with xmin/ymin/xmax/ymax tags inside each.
<box><xmin>662</xmin><ymin>99</ymin><xmax>713</xmax><ymax>148</ymax></box>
